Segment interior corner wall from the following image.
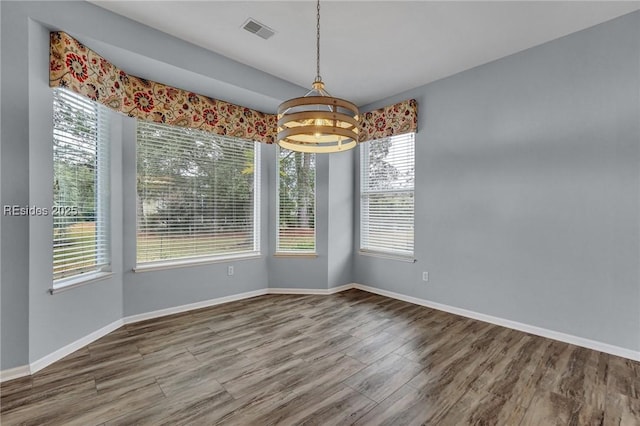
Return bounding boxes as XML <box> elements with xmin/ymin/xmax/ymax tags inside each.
<box><xmin>266</xmin><ymin>146</ymin><xmax>355</xmax><ymax>291</ymax></box>
<box><xmin>354</xmin><ymin>10</ymin><xmax>640</xmax><ymax>352</ymax></box>
<box><xmin>1</xmin><ymin>1</ymin><xmax>30</xmax><ymax>371</ymax></box>
<box><xmin>267</xmin><ymin>149</ymin><xmax>330</xmax><ymax>289</ymax></box>
<box><xmin>327</xmin><ymin>150</ymin><xmax>355</xmax><ymax>288</ymax></box>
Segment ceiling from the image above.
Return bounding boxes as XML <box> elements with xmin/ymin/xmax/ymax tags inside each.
<box><xmin>91</xmin><ymin>1</ymin><xmax>640</xmax><ymax>106</ymax></box>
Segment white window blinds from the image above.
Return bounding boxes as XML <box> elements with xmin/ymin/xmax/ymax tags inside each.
<box><xmin>277</xmin><ymin>148</ymin><xmax>316</xmax><ymax>253</ymax></box>
<box><xmin>53</xmin><ymin>88</ymin><xmax>111</xmax><ymax>281</ymax></box>
<box><xmin>360</xmin><ymin>133</ymin><xmax>415</xmax><ymax>256</ymax></box>
<box><xmin>136</xmin><ymin>121</ymin><xmax>260</xmax><ymax>265</ymax></box>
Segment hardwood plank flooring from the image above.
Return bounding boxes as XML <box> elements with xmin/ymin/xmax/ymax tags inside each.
<box><xmin>1</xmin><ymin>289</ymin><xmax>639</xmax><ymax>425</ymax></box>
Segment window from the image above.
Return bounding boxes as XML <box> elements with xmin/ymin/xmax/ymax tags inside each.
<box><xmin>136</xmin><ymin>121</ymin><xmax>260</xmax><ymax>265</ymax></box>
<box><xmin>277</xmin><ymin>148</ymin><xmax>316</xmax><ymax>253</ymax></box>
<box><xmin>360</xmin><ymin>133</ymin><xmax>415</xmax><ymax>257</ymax></box>
<box><xmin>53</xmin><ymin>88</ymin><xmax>111</xmax><ymax>282</ymax></box>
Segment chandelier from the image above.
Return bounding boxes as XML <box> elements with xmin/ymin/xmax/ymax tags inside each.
<box><xmin>277</xmin><ymin>0</ymin><xmax>359</xmax><ymax>153</ymax></box>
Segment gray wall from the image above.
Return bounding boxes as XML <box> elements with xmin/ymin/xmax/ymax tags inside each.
<box><xmin>0</xmin><ymin>0</ymin><xmax>304</xmax><ymax>370</ymax></box>
<box><xmin>354</xmin><ymin>11</ymin><xmax>640</xmax><ymax>351</ymax></box>
<box><xmin>327</xmin><ymin>150</ymin><xmax>355</xmax><ymax>288</ymax></box>
<box><xmin>1</xmin><ymin>2</ymin><xmax>30</xmax><ymax>371</ymax></box>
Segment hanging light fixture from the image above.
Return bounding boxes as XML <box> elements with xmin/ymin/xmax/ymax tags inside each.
<box><xmin>277</xmin><ymin>0</ymin><xmax>359</xmax><ymax>154</ymax></box>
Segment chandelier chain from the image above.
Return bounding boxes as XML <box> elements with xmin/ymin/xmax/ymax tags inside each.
<box><xmin>276</xmin><ymin>0</ymin><xmax>359</xmax><ymax>153</ymax></box>
<box><xmin>316</xmin><ymin>0</ymin><xmax>321</xmax><ymax>82</ymax></box>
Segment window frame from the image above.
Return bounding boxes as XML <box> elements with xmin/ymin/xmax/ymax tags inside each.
<box><xmin>359</xmin><ymin>132</ymin><xmax>416</xmax><ymax>259</ymax></box>
<box><xmin>276</xmin><ymin>146</ymin><xmax>317</xmax><ymax>255</ymax></box>
<box><xmin>52</xmin><ymin>88</ymin><xmax>112</xmax><ymax>290</ymax></box>
<box><xmin>135</xmin><ymin>121</ymin><xmax>261</xmax><ymax>269</ymax></box>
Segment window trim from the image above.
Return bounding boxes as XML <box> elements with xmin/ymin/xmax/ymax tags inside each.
<box><xmin>52</xmin><ymin>88</ymin><xmax>111</xmax><ymax>289</ymax></box>
<box><xmin>135</xmin><ymin>121</ymin><xmax>261</xmax><ymax>267</ymax></box>
<box><xmin>133</xmin><ymin>253</ymin><xmax>262</xmax><ymax>273</ymax></box>
<box><xmin>275</xmin><ymin>146</ymin><xmax>317</xmax><ymax>255</ymax></box>
<box><xmin>359</xmin><ymin>132</ymin><xmax>416</xmax><ymax>257</ymax></box>
<box><xmin>49</xmin><ymin>271</ymin><xmax>113</xmax><ymax>295</ymax></box>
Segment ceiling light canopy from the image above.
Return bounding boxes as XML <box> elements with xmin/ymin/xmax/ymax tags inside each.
<box><xmin>277</xmin><ymin>0</ymin><xmax>359</xmax><ymax>154</ymax></box>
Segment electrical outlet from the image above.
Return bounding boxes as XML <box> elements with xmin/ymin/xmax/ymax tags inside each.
<box><xmin>228</xmin><ymin>265</ymin><xmax>234</xmax><ymax>276</ymax></box>
<box><xmin>422</xmin><ymin>271</ymin><xmax>429</xmax><ymax>282</ymax></box>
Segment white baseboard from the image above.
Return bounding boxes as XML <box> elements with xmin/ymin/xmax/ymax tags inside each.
<box><xmin>29</xmin><ymin>318</ymin><xmax>124</xmax><ymax>376</ymax></box>
<box><xmin>4</xmin><ymin>282</ymin><xmax>638</xmax><ymax>383</ymax></box>
<box><xmin>268</xmin><ymin>283</ymin><xmax>353</xmax><ymax>295</ymax></box>
<box><xmin>122</xmin><ymin>288</ymin><xmax>269</xmax><ymax>325</ymax></box>
<box><xmin>0</xmin><ymin>364</ymin><xmax>31</xmax><ymax>382</ymax></box>
<box><xmin>261</xmin><ymin>288</ymin><xmax>323</xmax><ymax>295</ymax></box>
<box><xmin>352</xmin><ymin>283</ymin><xmax>640</xmax><ymax>362</ymax></box>
<box><xmin>327</xmin><ymin>283</ymin><xmax>356</xmax><ymax>294</ymax></box>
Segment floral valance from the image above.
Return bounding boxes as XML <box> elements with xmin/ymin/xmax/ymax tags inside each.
<box><xmin>359</xmin><ymin>99</ymin><xmax>418</xmax><ymax>142</ymax></box>
<box><xmin>50</xmin><ymin>32</ymin><xmax>418</xmax><ymax>146</ymax></box>
<box><xmin>49</xmin><ymin>31</ymin><xmax>276</xmax><ymax>144</ymax></box>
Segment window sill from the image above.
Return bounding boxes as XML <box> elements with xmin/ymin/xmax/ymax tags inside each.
<box><xmin>50</xmin><ymin>271</ymin><xmax>113</xmax><ymax>295</ymax></box>
<box><xmin>134</xmin><ymin>253</ymin><xmax>262</xmax><ymax>273</ymax></box>
<box><xmin>358</xmin><ymin>250</ymin><xmax>416</xmax><ymax>263</ymax></box>
<box><xmin>273</xmin><ymin>252</ymin><xmax>318</xmax><ymax>258</ymax></box>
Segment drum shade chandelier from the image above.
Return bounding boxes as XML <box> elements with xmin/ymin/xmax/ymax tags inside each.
<box><xmin>277</xmin><ymin>0</ymin><xmax>359</xmax><ymax>153</ymax></box>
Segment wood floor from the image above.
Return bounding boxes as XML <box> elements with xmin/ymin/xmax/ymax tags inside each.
<box><xmin>1</xmin><ymin>289</ymin><xmax>639</xmax><ymax>425</ymax></box>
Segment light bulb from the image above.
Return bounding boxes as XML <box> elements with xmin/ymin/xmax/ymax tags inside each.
<box><xmin>314</xmin><ymin>118</ymin><xmax>323</xmax><ymax>139</ymax></box>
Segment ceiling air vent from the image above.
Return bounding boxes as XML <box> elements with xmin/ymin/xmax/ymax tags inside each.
<box><xmin>242</xmin><ymin>18</ymin><xmax>275</xmax><ymax>40</ymax></box>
